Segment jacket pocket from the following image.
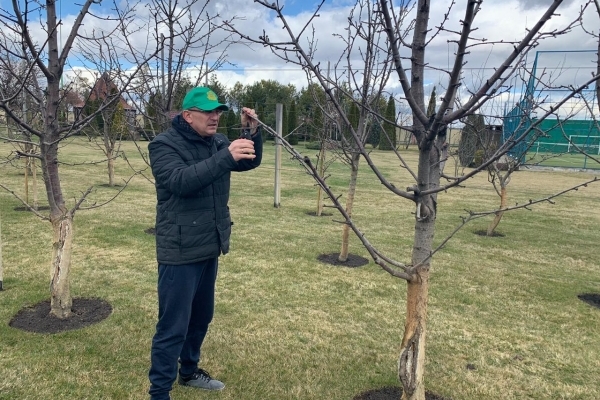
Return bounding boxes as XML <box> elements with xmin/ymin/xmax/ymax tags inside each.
<box><xmin>176</xmin><ymin>211</ymin><xmax>217</xmax><ymax>250</ymax></box>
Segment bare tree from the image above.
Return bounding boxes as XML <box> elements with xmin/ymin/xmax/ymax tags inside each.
<box><xmin>0</xmin><ymin>0</ymin><xmax>156</xmax><ymax>318</ymax></box>
<box><xmin>131</xmin><ymin>0</ymin><xmax>236</xmax><ymax>131</ymax></box>
<box><xmin>242</xmin><ymin>0</ymin><xmax>394</xmax><ymax>263</ymax></box>
<box><xmin>229</xmin><ymin>1</ymin><xmax>600</xmax><ymax>399</ymax></box>
<box><xmin>118</xmin><ymin>0</ymin><xmax>238</xmax><ymax>184</ymax></box>
<box><xmin>0</xmin><ymin>42</ymin><xmax>42</xmax><ymax>210</ymax></box>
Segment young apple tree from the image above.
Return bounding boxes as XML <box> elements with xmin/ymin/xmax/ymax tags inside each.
<box><xmin>231</xmin><ymin>1</ymin><xmax>600</xmax><ymax>399</ymax></box>
<box><xmin>0</xmin><ymin>0</ymin><xmax>157</xmax><ymax>318</ymax></box>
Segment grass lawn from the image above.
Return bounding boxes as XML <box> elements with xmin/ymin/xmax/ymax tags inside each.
<box><xmin>1</xmin><ymin>137</ymin><xmax>599</xmax><ymax>400</ymax></box>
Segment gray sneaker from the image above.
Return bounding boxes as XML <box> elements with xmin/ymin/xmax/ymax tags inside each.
<box><xmin>178</xmin><ymin>368</ymin><xmax>225</xmax><ymax>391</ymax></box>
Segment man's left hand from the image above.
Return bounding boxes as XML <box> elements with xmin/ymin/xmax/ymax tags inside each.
<box><xmin>241</xmin><ymin>107</ymin><xmax>259</xmax><ymax>135</ymax></box>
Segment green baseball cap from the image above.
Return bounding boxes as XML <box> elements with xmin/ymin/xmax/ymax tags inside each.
<box><xmin>182</xmin><ymin>87</ymin><xmax>229</xmax><ymax>111</ymax></box>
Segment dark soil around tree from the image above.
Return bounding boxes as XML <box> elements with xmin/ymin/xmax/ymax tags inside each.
<box><xmin>9</xmin><ymin>297</ymin><xmax>112</xmax><ymax>334</ymax></box>
<box><xmin>14</xmin><ymin>205</ymin><xmax>50</xmax><ymax>212</ymax></box>
<box><xmin>474</xmin><ymin>230</ymin><xmax>505</xmax><ymax>237</ymax></box>
<box><xmin>317</xmin><ymin>252</ymin><xmax>369</xmax><ymax>268</ymax></box>
<box><xmin>305</xmin><ymin>210</ymin><xmax>333</xmax><ymax>217</ymax></box>
<box><xmin>353</xmin><ymin>386</ymin><xmax>451</xmax><ymax>400</ymax></box>
<box><xmin>578</xmin><ymin>293</ymin><xmax>600</xmax><ymax>309</ymax></box>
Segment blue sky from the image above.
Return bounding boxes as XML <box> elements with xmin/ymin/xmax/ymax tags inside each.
<box><xmin>54</xmin><ymin>0</ymin><xmax>329</xmax><ymax>19</ymax></box>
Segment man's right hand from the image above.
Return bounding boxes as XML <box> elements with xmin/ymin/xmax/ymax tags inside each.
<box><xmin>228</xmin><ymin>138</ymin><xmax>256</xmax><ymax>162</ymax></box>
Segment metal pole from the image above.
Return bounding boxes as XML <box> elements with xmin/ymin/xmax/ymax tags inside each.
<box><xmin>274</xmin><ymin>104</ymin><xmax>282</xmax><ymax>208</ymax></box>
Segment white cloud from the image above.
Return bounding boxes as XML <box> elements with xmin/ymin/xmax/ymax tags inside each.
<box><xmin>20</xmin><ymin>0</ymin><xmax>597</xmax><ymax>120</ymax></box>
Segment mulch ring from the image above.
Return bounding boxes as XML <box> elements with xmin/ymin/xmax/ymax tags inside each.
<box><xmin>9</xmin><ymin>297</ymin><xmax>112</xmax><ymax>334</ymax></box>
<box><xmin>317</xmin><ymin>252</ymin><xmax>369</xmax><ymax>268</ymax></box>
<box><xmin>14</xmin><ymin>205</ymin><xmax>50</xmax><ymax>212</ymax></box>
<box><xmin>305</xmin><ymin>210</ymin><xmax>333</xmax><ymax>217</ymax></box>
<box><xmin>578</xmin><ymin>293</ymin><xmax>600</xmax><ymax>309</ymax></box>
<box><xmin>473</xmin><ymin>229</ymin><xmax>505</xmax><ymax>237</ymax></box>
<box><xmin>353</xmin><ymin>386</ymin><xmax>451</xmax><ymax>400</ymax></box>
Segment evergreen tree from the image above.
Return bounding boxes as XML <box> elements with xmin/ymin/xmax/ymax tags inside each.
<box><xmin>217</xmin><ymin>109</ymin><xmax>228</xmax><ymax>136</ymax></box>
<box><xmin>379</xmin><ymin>95</ymin><xmax>396</xmax><ymax>150</ymax></box>
<box><xmin>311</xmin><ymin>105</ymin><xmax>323</xmax><ymax>142</ymax></box>
<box><xmin>458</xmin><ymin>113</ymin><xmax>485</xmax><ymax>167</ymax></box>
<box><xmin>226</xmin><ymin>110</ymin><xmax>238</xmax><ymax>141</ymax></box>
<box><xmin>281</xmin><ymin>103</ymin><xmax>288</xmax><ymax>139</ymax></box>
<box><xmin>427</xmin><ymin>86</ymin><xmax>437</xmax><ymax>117</ymax></box>
<box><xmin>288</xmin><ymin>100</ymin><xmax>298</xmax><ymax>145</ymax></box>
<box><xmin>344</xmin><ymin>102</ymin><xmax>360</xmax><ymax>142</ymax></box>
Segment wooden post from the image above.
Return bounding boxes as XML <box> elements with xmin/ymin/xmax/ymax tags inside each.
<box><xmin>274</xmin><ymin>103</ymin><xmax>282</xmax><ymax>208</ymax></box>
<box><xmin>0</xmin><ymin>210</ymin><xmax>3</xmax><ymax>291</ymax></box>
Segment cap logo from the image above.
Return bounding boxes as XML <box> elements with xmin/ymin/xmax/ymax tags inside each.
<box><xmin>207</xmin><ymin>91</ymin><xmax>218</xmax><ymax>101</ymax></box>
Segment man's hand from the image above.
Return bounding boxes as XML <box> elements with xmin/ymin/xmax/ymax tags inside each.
<box><xmin>229</xmin><ymin>138</ymin><xmax>256</xmax><ymax>162</ymax></box>
<box><xmin>241</xmin><ymin>107</ymin><xmax>258</xmax><ymax>135</ymax></box>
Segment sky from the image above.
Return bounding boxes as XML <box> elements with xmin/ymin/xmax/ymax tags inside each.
<box><xmin>4</xmin><ymin>0</ymin><xmax>599</xmax><ymax>117</ymax></box>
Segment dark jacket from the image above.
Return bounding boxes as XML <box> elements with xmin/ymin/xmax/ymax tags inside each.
<box><xmin>149</xmin><ymin>115</ymin><xmax>263</xmax><ymax>265</ymax></box>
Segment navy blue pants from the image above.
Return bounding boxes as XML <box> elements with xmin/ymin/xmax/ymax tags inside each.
<box><xmin>148</xmin><ymin>259</ymin><xmax>218</xmax><ymax>400</ymax></box>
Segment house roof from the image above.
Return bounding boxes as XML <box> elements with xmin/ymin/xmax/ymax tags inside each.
<box><xmin>89</xmin><ymin>72</ymin><xmax>135</xmax><ymax>110</ymax></box>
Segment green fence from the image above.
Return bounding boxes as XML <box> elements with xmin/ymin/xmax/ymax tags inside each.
<box><xmin>523</xmin><ymin>119</ymin><xmax>600</xmax><ymax>170</ymax></box>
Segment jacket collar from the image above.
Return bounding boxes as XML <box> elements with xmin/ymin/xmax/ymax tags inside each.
<box><xmin>172</xmin><ymin>114</ymin><xmax>214</xmax><ymax>146</ymax></box>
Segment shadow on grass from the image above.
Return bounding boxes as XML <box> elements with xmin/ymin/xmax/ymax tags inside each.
<box><xmin>578</xmin><ymin>293</ymin><xmax>600</xmax><ymax>309</ymax></box>
<box><xmin>13</xmin><ymin>205</ymin><xmax>50</xmax><ymax>212</ymax></box>
<box><xmin>473</xmin><ymin>230</ymin><xmax>505</xmax><ymax>238</ymax></box>
<box><xmin>305</xmin><ymin>210</ymin><xmax>333</xmax><ymax>217</ymax></box>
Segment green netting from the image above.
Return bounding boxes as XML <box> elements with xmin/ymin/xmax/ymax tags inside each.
<box><xmin>529</xmin><ymin>119</ymin><xmax>600</xmax><ymax>154</ymax></box>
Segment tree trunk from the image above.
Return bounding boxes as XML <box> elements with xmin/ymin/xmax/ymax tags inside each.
<box><xmin>32</xmin><ymin>158</ymin><xmax>38</xmax><ymax>210</ymax></box>
<box><xmin>50</xmin><ymin>211</ymin><xmax>74</xmax><ymax>318</ymax></box>
<box><xmin>104</xmin><ymin>123</ymin><xmax>116</xmax><ymax>187</ymax></box>
<box><xmin>107</xmin><ymin>157</ymin><xmax>115</xmax><ymax>187</ymax></box>
<box><xmin>41</xmin><ymin>84</ymin><xmax>73</xmax><ymax>318</ymax></box>
<box><xmin>24</xmin><ymin>157</ymin><xmax>29</xmax><ymax>204</ymax></box>
<box><xmin>398</xmin><ymin>142</ymin><xmax>439</xmax><ymax>400</ymax></box>
<box><xmin>487</xmin><ymin>185</ymin><xmax>507</xmax><ymax>236</ymax></box>
<box><xmin>315</xmin><ymin>144</ymin><xmax>326</xmax><ymax>217</ymax></box>
<box><xmin>338</xmin><ymin>152</ymin><xmax>361</xmax><ymax>262</ymax></box>
<box><xmin>399</xmin><ymin>267</ymin><xmax>429</xmax><ymax>400</ymax></box>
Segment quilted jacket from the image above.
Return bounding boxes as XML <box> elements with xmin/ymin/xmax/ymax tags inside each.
<box><xmin>149</xmin><ymin>115</ymin><xmax>263</xmax><ymax>265</ymax></box>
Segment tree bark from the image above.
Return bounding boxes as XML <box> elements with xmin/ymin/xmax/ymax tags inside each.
<box><xmin>399</xmin><ymin>267</ymin><xmax>429</xmax><ymax>400</ymax></box>
<box><xmin>399</xmin><ymin>141</ymin><xmax>439</xmax><ymax>400</ymax></box>
<box><xmin>316</xmin><ymin>144</ymin><xmax>326</xmax><ymax>217</ymax></box>
<box><xmin>487</xmin><ymin>185</ymin><xmax>507</xmax><ymax>236</ymax></box>
<box><xmin>24</xmin><ymin>157</ymin><xmax>29</xmax><ymax>204</ymax></box>
<box><xmin>32</xmin><ymin>158</ymin><xmax>38</xmax><ymax>210</ymax></box>
<box><xmin>338</xmin><ymin>152</ymin><xmax>361</xmax><ymax>262</ymax></box>
<box><xmin>50</xmin><ymin>211</ymin><xmax>74</xmax><ymax>318</ymax></box>
<box><xmin>107</xmin><ymin>157</ymin><xmax>115</xmax><ymax>187</ymax></box>
<box><xmin>104</xmin><ymin>121</ymin><xmax>116</xmax><ymax>187</ymax></box>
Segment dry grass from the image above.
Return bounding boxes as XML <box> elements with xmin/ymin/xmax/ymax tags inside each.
<box><xmin>0</xmin><ymin>137</ymin><xmax>599</xmax><ymax>400</ymax></box>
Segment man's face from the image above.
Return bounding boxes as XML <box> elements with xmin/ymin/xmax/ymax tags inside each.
<box><xmin>182</xmin><ymin>109</ymin><xmax>223</xmax><ymax>137</ymax></box>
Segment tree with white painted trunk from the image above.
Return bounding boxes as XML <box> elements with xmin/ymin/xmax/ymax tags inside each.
<box><xmin>0</xmin><ymin>0</ymin><xmax>156</xmax><ymax>318</ymax></box>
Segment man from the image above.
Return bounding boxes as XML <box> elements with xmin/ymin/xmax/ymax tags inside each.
<box><xmin>147</xmin><ymin>87</ymin><xmax>262</xmax><ymax>400</ymax></box>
